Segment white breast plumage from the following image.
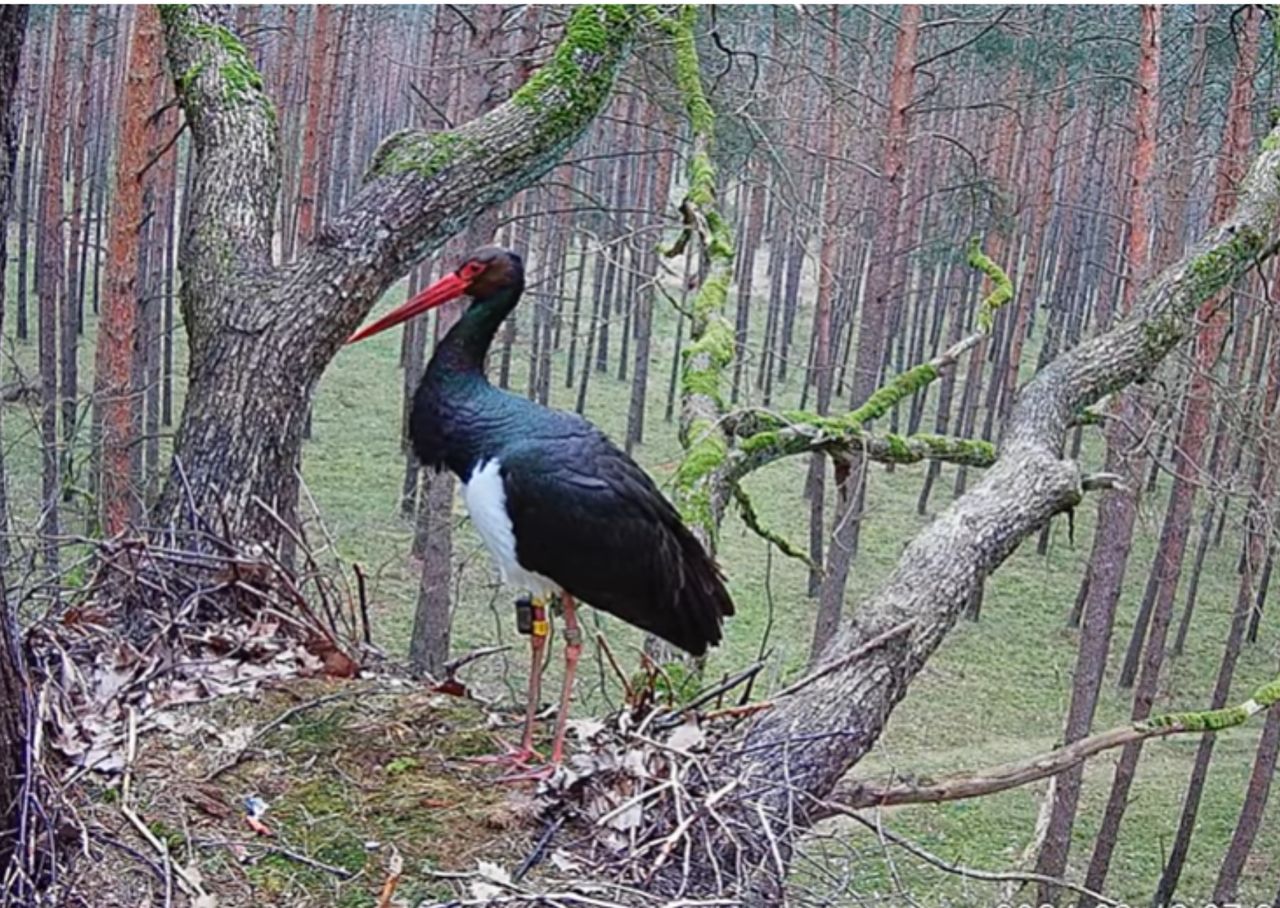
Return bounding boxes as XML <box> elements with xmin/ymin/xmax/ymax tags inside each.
<box><xmin>462</xmin><ymin>458</ymin><xmax>559</xmax><ymax>596</ymax></box>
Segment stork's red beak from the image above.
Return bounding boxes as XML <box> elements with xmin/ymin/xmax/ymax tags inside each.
<box><xmin>346</xmin><ymin>272</ymin><xmax>470</xmax><ymax>344</ymax></box>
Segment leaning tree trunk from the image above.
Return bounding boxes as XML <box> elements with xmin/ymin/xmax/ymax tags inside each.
<box><xmin>663</xmin><ymin>97</ymin><xmax>1280</xmax><ymax>895</ymax></box>
<box><xmin>153</xmin><ymin>7</ymin><xmax>637</xmax><ymax>551</ymax></box>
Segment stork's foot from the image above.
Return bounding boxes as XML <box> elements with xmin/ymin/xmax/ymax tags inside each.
<box><xmin>464</xmin><ymin>735</ymin><xmax>544</xmax><ymax>770</ymax></box>
<box><xmin>496</xmin><ymin>762</ymin><xmax>561</xmax><ymax>784</ymax></box>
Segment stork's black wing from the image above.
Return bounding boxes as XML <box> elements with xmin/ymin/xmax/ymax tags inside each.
<box><xmin>499</xmin><ymin>424</ymin><xmax>733</xmax><ymax>655</ymax></box>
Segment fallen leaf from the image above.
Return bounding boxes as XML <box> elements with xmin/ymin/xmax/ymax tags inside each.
<box><xmin>565</xmin><ymin>717</ymin><xmax>606</xmax><ymax>741</ymax></box>
<box><xmin>666</xmin><ymin>718</ymin><xmax>706</xmax><ymax>752</ymax></box>
<box><xmin>431</xmin><ymin>679</ymin><xmax>467</xmax><ymax>697</ymax></box>
<box><xmin>549</xmin><ymin>849</ymin><xmax>582</xmax><ymax>873</ymax></box>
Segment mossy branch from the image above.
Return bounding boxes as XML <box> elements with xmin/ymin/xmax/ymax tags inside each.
<box><xmin>366</xmin><ymin>6</ymin><xmax>636</xmax><ymax>184</ymax></box>
<box><xmin>728</xmin><ymin>423</ymin><xmax>996</xmax><ymax>482</ymax></box>
<box><xmin>1144</xmin><ymin>672</ymin><xmax>1280</xmax><ymax>732</ymax></box>
<box><xmin>967</xmin><ymin>235</ymin><xmax>1014</xmax><ymax>333</ymax></box>
<box><xmin>730</xmin><ymin>241</ymin><xmax>1012</xmax><ymax>478</ymax></box>
<box><xmin>733</xmin><ymin>486</ymin><xmax>818</xmax><ymax>571</ymax></box>
<box><xmin>833</xmin><ymin>670</ymin><xmax>1280</xmax><ymax>811</ymax></box>
<box><xmin>663</xmin><ymin>6</ymin><xmax>737</xmax><ymax>549</ymax></box>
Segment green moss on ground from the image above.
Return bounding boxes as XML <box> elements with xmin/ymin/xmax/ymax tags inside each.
<box><xmin>78</xmin><ymin>679</ymin><xmax>532</xmax><ymax>907</ymax></box>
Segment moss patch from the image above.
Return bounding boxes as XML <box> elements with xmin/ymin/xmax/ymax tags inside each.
<box><xmin>77</xmin><ymin>678</ymin><xmax>535</xmax><ymax>907</ymax></box>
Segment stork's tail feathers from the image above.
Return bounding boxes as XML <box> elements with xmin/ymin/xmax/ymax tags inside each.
<box><xmin>648</xmin><ymin>528</ymin><xmax>735</xmax><ymax>657</ymax></box>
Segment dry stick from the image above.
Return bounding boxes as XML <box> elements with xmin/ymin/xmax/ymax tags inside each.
<box><xmin>261</xmin><ymin>842</ymin><xmax>356</xmax><ymax>879</ymax></box>
<box><xmin>772</xmin><ymin>620</ymin><xmax>916</xmax><ymax>700</ymax></box>
<box><xmin>832</xmin><ymin>806</ymin><xmax>1120</xmax><ymax>907</ymax></box>
<box><xmin>442</xmin><ymin>644</ymin><xmax>512</xmax><ymax>678</ymax></box>
<box><xmin>352</xmin><ymin>562</ymin><xmax>372</xmax><ymax>644</ymax></box>
<box><xmin>119</xmin><ymin>709</ymin><xmax>210</xmax><ymax>901</ymax></box>
<box><xmin>654</xmin><ymin>660</ymin><xmax>767</xmax><ymax>729</ymax></box>
<box><xmin>513</xmin><ymin>814</ymin><xmax>566</xmax><ymax>882</ymax></box>
<box><xmin>595</xmin><ymin>632</ymin><xmax>635</xmax><ymax>702</ymax></box>
<box><xmin>202</xmin><ymin>689</ymin><xmax>361</xmax><ymax>782</ymax></box>
<box><xmin>594</xmin><ymin>779</ymin><xmax>678</xmax><ymax>828</ymax></box>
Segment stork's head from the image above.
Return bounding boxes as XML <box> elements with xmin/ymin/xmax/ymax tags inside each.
<box><xmin>347</xmin><ymin>246</ymin><xmax>524</xmax><ymax>343</ymax></box>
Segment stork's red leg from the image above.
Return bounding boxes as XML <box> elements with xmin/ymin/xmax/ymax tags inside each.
<box><xmin>517</xmin><ymin>616</ymin><xmax>548</xmax><ymax>756</ymax></box>
<box><xmin>549</xmin><ymin>593</ymin><xmax>583</xmax><ymax>764</ymax></box>
<box><xmin>470</xmin><ymin>599</ymin><xmax>547</xmax><ymax>769</ymax></box>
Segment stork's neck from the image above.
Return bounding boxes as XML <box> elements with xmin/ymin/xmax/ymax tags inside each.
<box><xmin>427</xmin><ymin>285</ymin><xmax>522</xmax><ymax>380</ymax></box>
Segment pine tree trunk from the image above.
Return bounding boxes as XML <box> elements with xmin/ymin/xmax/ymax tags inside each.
<box><xmin>0</xmin><ymin>7</ymin><xmax>27</xmax><ymax>569</ymax></box>
<box><xmin>294</xmin><ymin>6</ymin><xmax>332</xmax><ymax>250</ymax></box>
<box><xmin>1154</xmin><ymin>448</ymin><xmax>1273</xmax><ymax>903</ymax></box>
<box><xmin>1085</xmin><ymin>42</ymin><xmax>1260</xmax><ymax>899</ymax></box>
<box><xmin>1117</xmin><ymin>7</ymin><xmax>1257</xmax><ymax>690</ymax></box>
<box><xmin>59</xmin><ymin>10</ymin><xmax>94</xmax><ymax>492</ymax></box>
<box><xmin>94</xmin><ymin>6</ymin><xmax>160</xmax><ymax>535</ymax></box>
<box><xmin>409</xmin><ymin>469</ymin><xmax>455</xmax><ymax>677</ymax></box>
<box><xmin>13</xmin><ymin>16</ymin><xmax>42</xmax><ymax>344</ymax></box>
<box><xmin>1036</xmin><ymin>9</ymin><xmax>1160</xmax><ymax>892</ymax></box>
<box><xmin>811</xmin><ymin>6</ymin><xmax>918</xmax><ymax>662</ymax></box>
<box><xmin>37</xmin><ymin>8</ymin><xmax>69</xmax><ymax>574</ymax></box>
<box><xmin>1212</xmin><ymin>683</ymin><xmax>1280</xmax><ymax>902</ymax></box>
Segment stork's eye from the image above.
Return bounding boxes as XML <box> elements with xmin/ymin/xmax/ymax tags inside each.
<box><xmin>461</xmin><ymin>261</ymin><xmax>486</xmax><ymax>280</ymax></box>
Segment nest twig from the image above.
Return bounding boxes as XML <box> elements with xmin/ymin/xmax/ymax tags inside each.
<box><xmin>7</xmin><ymin>517</ymin><xmax>369</xmax><ymax>904</ymax></box>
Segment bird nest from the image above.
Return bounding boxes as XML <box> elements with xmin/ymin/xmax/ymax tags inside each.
<box><xmin>13</xmin><ymin>528</ymin><xmax>782</xmax><ymax>906</ymax></box>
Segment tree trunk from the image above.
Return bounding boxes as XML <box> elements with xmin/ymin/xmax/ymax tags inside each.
<box><xmin>14</xmin><ymin>14</ymin><xmax>42</xmax><ymax>344</ymax></box>
<box><xmin>0</xmin><ymin>12</ymin><xmax>34</xmax><ymax>893</ymax></box>
<box><xmin>0</xmin><ymin>7</ymin><xmax>24</xmax><ymax>568</ymax></box>
<box><xmin>1117</xmin><ymin>5</ymin><xmax>1257</xmax><ymax>690</ymax></box>
<box><xmin>409</xmin><ymin>467</ymin><xmax>455</xmax><ymax>676</ymax></box>
<box><xmin>153</xmin><ymin>6</ymin><xmax>637</xmax><ymax>550</ymax></box>
<box><xmin>1034</xmin><ymin>7</ymin><xmax>1160</xmax><ymax>893</ymax></box>
<box><xmin>94</xmin><ymin>6</ymin><xmax>161</xmax><ymax>535</ymax></box>
<box><xmin>1154</xmin><ymin>167</ymin><xmax>1278</xmax><ymax>904</ymax></box>
<box><xmin>294</xmin><ymin>6</ymin><xmax>332</xmax><ymax>250</ymax></box>
<box><xmin>1085</xmin><ymin>45</ymin><xmax>1261</xmax><ymax>900</ymax></box>
<box><xmin>802</xmin><ymin>9</ymin><xmax>846</xmax><ymax>609</ymax></box>
<box><xmin>59</xmin><ymin>10</ymin><xmax>95</xmax><ymax>493</ymax></box>
<box><xmin>1154</xmin><ymin>458</ymin><xmax>1272</xmax><ymax>903</ymax></box>
<box><xmin>37</xmin><ymin>7</ymin><xmax>69</xmax><ymax>574</ymax></box>
<box><xmin>1213</xmin><ymin>688</ymin><xmax>1280</xmax><ymax>902</ymax></box>
<box><xmin>811</xmin><ymin>5</ymin><xmax>918</xmax><ymax>663</ymax></box>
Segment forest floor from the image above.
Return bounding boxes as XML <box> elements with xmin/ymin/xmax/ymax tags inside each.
<box><xmin>4</xmin><ymin>243</ymin><xmax>1280</xmax><ymax>905</ymax></box>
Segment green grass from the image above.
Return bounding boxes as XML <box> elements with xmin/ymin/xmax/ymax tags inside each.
<box><xmin>4</xmin><ymin>232</ymin><xmax>1279</xmax><ymax>905</ymax></box>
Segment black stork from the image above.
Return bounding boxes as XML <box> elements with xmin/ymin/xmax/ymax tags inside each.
<box><xmin>349</xmin><ymin>246</ymin><xmax>734</xmax><ymax>769</ymax></box>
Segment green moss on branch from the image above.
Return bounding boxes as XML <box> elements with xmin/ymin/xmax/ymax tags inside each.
<box><xmin>367</xmin><ymin>7</ymin><xmax>635</xmax><ymax>182</ymax></box>
<box><xmin>1143</xmin><ymin>671</ymin><xmax>1280</xmax><ymax>733</ymax></box>
<box><xmin>847</xmin><ymin>364</ymin><xmax>939</xmax><ymax>426</ymax></box>
<box><xmin>368</xmin><ymin>131</ymin><xmax>472</xmax><ymax>181</ymax></box>
<box><xmin>162</xmin><ymin>8</ymin><xmax>272</xmax><ymax>116</ymax></box>
<box><xmin>512</xmin><ymin>6</ymin><xmax>635</xmax><ymax>123</ymax></box>
<box><xmin>733</xmin><ymin>485</ymin><xmax>818</xmax><ymax>570</ymax></box>
<box><xmin>966</xmin><ymin>237</ymin><xmax>1014</xmax><ymax>333</ymax></box>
